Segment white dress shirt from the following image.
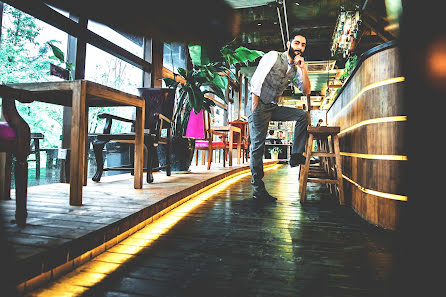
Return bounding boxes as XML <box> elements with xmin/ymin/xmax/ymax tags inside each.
<box><xmin>250</xmin><ymin>51</ymin><xmax>303</xmax><ymax>97</ymax></box>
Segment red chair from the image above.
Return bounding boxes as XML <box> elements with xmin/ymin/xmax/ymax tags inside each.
<box><xmin>186</xmin><ymin>109</ymin><xmax>227</xmax><ymax>170</ymax></box>
<box><xmin>0</xmin><ymin>85</ymin><xmax>32</xmax><ymax>227</ymax></box>
<box><xmin>228</xmin><ymin>119</ymin><xmax>250</xmax><ymax>163</ymax></box>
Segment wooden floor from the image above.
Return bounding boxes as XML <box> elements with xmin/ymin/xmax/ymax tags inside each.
<box><xmin>11</xmin><ymin>164</ymin><xmax>400</xmax><ymax>297</ymax></box>
<box><xmin>1</xmin><ymin>160</ymin><xmax>270</xmax><ymax>292</ymax></box>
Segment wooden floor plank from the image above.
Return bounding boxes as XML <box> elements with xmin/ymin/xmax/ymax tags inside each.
<box><xmin>22</xmin><ymin>164</ymin><xmax>398</xmax><ymax>297</ymax></box>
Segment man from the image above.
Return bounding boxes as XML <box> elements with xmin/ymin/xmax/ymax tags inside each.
<box><xmin>246</xmin><ymin>31</ymin><xmax>311</xmax><ymax>202</ymax></box>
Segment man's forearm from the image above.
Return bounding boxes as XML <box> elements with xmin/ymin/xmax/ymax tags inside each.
<box><xmin>301</xmin><ymin>67</ymin><xmax>311</xmax><ymax>95</ymax></box>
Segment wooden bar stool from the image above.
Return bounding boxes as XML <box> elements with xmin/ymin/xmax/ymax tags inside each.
<box><xmin>299</xmin><ymin>126</ymin><xmax>344</xmax><ymax>205</ymax></box>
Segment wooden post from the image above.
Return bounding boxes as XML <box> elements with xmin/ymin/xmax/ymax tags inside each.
<box><xmin>69</xmin><ymin>81</ymin><xmax>87</xmax><ymax>206</ymax></box>
<box><xmin>151</xmin><ymin>39</ymin><xmax>164</xmax><ymax>88</ymax></box>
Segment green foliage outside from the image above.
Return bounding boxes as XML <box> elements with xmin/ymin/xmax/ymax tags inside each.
<box><xmin>0</xmin><ymin>4</ymin><xmax>64</xmax><ymax>148</ymax></box>
<box><xmin>0</xmin><ymin>4</ymin><xmax>133</xmax><ymax>150</ymax></box>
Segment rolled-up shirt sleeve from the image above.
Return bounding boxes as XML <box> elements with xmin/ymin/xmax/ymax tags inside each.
<box><xmin>249</xmin><ymin>51</ymin><xmax>278</xmax><ymax>97</ymax></box>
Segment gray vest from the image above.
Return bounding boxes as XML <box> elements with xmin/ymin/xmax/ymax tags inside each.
<box><xmin>259</xmin><ymin>52</ymin><xmax>297</xmax><ymax>104</ymax></box>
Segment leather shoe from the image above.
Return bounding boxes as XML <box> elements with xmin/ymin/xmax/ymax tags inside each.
<box><xmin>289</xmin><ymin>154</ymin><xmax>318</xmax><ymax>167</ymax></box>
<box><xmin>289</xmin><ymin>154</ymin><xmax>306</xmax><ymax>167</ymax></box>
<box><xmin>253</xmin><ymin>192</ymin><xmax>277</xmax><ymax>202</ymax></box>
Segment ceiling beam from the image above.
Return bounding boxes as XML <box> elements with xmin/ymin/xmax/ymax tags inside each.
<box><xmin>361</xmin><ymin>12</ymin><xmax>395</xmax><ymax>42</ymax></box>
<box><xmin>239</xmin><ymin>18</ymin><xmax>336</xmax><ymax>33</ymax></box>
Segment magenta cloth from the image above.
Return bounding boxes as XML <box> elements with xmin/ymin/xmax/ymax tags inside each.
<box><xmin>195</xmin><ymin>140</ymin><xmax>225</xmax><ymax>148</ymax></box>
<box><xmin>0</xmin><ymin>122</ymin><xmax>16</xmax><ymax>140</ymax></box>
<box><xmin>185</xmin><ymin>109</ymin><xmax>205</xmax><ymax>139</ymax></box>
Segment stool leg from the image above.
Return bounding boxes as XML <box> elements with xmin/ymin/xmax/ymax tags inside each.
<box><xmin>333</xmin><ymin>135</ymin><xmax>344</xmax><ymax>205</ymax></box>
<box><xmin>35</xmin><ymin>139</ymin><xmax>40</xmax><ymax>180</ymax></box>
<box><xmin>300</xmin><ymin>134</ymin><xmax>313</xmax><ymax>203</ymax></box>
<box><xmin>326</xmin><ymin>136</ymin><xmax>335</xmax><ymax>195</ymax></box>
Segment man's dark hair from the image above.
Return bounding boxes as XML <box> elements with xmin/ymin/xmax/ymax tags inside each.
<box><xmin>289</xmin><ymin>31</ymin><xmax>306</xmax><ymax>41</ymax></box>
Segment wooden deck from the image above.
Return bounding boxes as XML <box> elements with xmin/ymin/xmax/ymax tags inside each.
<box><xmin>1</xmin><ymin>160</ymin><xmax>272</xmax><ymax>292</ymax></box>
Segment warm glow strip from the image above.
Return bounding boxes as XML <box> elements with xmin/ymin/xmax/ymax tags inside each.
<box><xmin>25</xmin><ymin>164</ymin><xmax>280</xmax><ymax>297</ymax></box>
<box><xmin>338</xmin><ymin>116</ymin><xmax>407</xmax><ymax>135</ymax></box>
<box><xmin>342</xmin><ymin>174</ymin><xmax>407</xmax><ymax>201</ymax></box>
<box><xmin>341</xmin><ymin>152</ymin><xmax>408</xmax><ymax>161</ymax></box>
<box><xmin>331</xmin><ymin>77</ymin><xmax>405</xmax><ymax>120</ymax></box>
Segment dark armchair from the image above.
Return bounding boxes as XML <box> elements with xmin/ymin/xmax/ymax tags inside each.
<box><xmin>91</xmin><ymin>88</ymin><xmax>175</xmax><ymax>183</ymax></box>
<box><xmin>0</xmin><ymin>85</ymin><xmax>33</xmax><ymax>227</ymax></box>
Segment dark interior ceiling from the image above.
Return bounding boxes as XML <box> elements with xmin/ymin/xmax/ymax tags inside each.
<box><xmin>227</xmin><ymin>0</ymin><xmax>397</xmax><ymax>68</ymax></box>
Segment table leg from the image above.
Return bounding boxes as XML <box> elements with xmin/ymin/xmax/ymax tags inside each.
<box><xmin>69</xmin><ymin>81</ymin><xmax>87</xmax><ymax>206</ymax></box>
<box><xmin>134</xmin><ymin>105</ymin><xmax>144</xmax><ymax>189</ymax></box>
<box><xmin>229</xmin><ymin>130</ymin><xmax>233</xmax><ymax>166</ymax></box>
<box><xmin>237</xmin><ymin>131</ymin><xmax>241</xmax><ymax>164</ymax></box>
<box><xmin>84</xmin><ymin>104</ymin><xmax>89</xmax><ymax>186</ymax></box>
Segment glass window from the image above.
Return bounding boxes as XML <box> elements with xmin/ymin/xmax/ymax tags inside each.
<box><xmin>163</xmin><ymin>42</ymin><xmax>187</xmax><ymax>73</ymax></box>
<box><xmin>1</xmin><ymin>3</ymin><xmax>69</xmax><ymax>185</ymax></box>
<box><xmin>0</xmin><ymin>4</ymin><xmax>68</xmax><ymax>84</ymax></box>
<box><xmin>84</xmin><ymin>44</ymin><xmax>143</xmax><ymax>134</ymax></box>
<box><xmin>87</xmin><ymin>20</ymin><xmax>143</xmax><ymax>58</ymax></box>
<box><xmin>211</xmin><ymin>105</ymin><xmax>225</xmax><ymax>126</ymax></box>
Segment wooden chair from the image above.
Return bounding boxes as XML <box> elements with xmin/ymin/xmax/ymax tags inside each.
<box><xmin>92</xmin><ymin>88</ymin><xmax>175</xmax><ymax>183</ymax></box>
<box><xmin>228</xmin><ymin>119</ymin><xmax>249</xmax><ymax>163</ymax></box>
<box><xmin>186</xmin><ymin>109</ymin><xmax>227</xmax><ymax>170</ymax></box>
<box><xmin>0</xmin><ymin>85</ymin><xmax>33</xmax><ymax>226</ymax></box>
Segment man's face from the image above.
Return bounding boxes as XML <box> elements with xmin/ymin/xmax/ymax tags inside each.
<box><xmin>287</xmin><ymin>35</ymin><xmax>306</xmax><ymax>59</ymax></box>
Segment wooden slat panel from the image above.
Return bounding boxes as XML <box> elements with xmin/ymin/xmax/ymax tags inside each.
<box><xmin>326</xmin><ymin>42</ymin><xmax>406</xmax><ymax>230</ymax></box>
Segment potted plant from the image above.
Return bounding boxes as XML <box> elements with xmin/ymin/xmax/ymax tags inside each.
<box><xmin>268</xmin><ymin>147</ymin><xmax>282</xmax><ymax>160</ymax></box>
<box><xmin>159</xmin><ymin>43</ymin><xmax>263</xmax><ymax>172</ymax></box>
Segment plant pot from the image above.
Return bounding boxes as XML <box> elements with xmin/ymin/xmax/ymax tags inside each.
<box><xmin>157</xmin><ymin>136</ymin><xmax>195</xmax><ymax>172</ymax></box>
<box><xmin>271</xmin><ymin>152</ymin><xmax>279</xmax><ymax>160</ymax></box>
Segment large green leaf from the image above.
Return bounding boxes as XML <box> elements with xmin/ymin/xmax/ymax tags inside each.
<box><xmin>212</xmin><ymin>75</ymin><xmax>227</xmax><ymax>90</ymax></box>
<box><xmin>162</xmin><ymin>77</ymin><xmax>179</xmax><ymax>89</ymax></box>
<box><xmin>188</xmin><ymin>44</ymin><xmax>221</xmax><ymax>66</ymax></box>
<box><xmin>46</xmin><ymin>42</ymin><xmax>65</xmax><ymax>63</ymax></box>
<box><xmin>221</xmin><ymin>46</ymin><xmax>264</xmax><ymax>65</ymax></box>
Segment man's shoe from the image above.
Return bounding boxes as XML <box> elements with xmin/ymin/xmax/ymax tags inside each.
<box><xmin>253</xmin><ymin>192</ymin><xmax>278</xmax><ymax>202</ymax></box>
<box><xmin>289</xmin><ymin>154</ymin><xmax>318</xmax><ymax>167</ymax></box>
<box><xmin>289</xmin><ymin>154</ymin><xmax>306</xmax><ymax>167</ymax></box>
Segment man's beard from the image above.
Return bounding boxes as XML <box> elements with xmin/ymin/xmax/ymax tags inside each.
<box><xmin>288</xmin><ymin>47</ymin><xmax>302</xmax><ymax>60</ymax></box>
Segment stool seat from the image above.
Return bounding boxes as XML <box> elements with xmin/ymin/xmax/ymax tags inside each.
<box><xmin>299</xmin><ymin>125</ymin><xmax>344</xmax><ymax>205</ymax></box>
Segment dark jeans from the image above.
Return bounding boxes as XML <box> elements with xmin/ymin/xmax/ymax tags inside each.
<box><xmin>246</xmin><ymin>96</ymin><xmax>308</xmax><ymax>195</ymax></box>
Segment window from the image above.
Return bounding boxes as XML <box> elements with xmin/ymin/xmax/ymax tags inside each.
<box><xmin>85</xmin><ymin>44</ymin><xmax>143</xmax><ymax>134</ymax></box>
<box><xmin>163</xmin><ymin>42</ymin><xmax>187</xmax><ymax>73</ymax></box>
<box><xmin>87</xmin><ymin>20</ymin><xmax>143</xmax><ymax>58</ymax></box>
<box><xmin>0</xmin><ymin>3</ymin><xmax>69</xmax><ymax>185</ymax></box>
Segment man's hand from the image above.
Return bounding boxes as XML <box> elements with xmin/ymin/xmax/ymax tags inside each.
<box><xmin>294</xmin><ymin>55</ymin><xmax>305</xmax><ymax>68</ymax></box>
<box><xmin>252</xmin><ymin>94</ymin><xmax>259</xmax><ymax>112</ymax></box>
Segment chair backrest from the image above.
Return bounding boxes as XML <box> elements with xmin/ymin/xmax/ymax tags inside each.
<box><xmin>137</xmin><ymin>88</ymin><xmax>175</xmax><ymax>131</ymax></box>
<box><xmin>229</xmin><ymin>120</ymin><xmax>248</xmax><ymax>142</ymax></box>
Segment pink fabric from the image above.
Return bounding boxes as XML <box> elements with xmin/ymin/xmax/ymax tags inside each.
<box><xmin>195</xmin><ymin>141</ymin><xmax>225</xmax><ymax>148</ymax></box>
<box><xmin>0</xmin><ymin>122</ymin><xmax>16</xmax><ymax>140</ymax></box>
<box><xmin>186</xmin><ymin>109</ymin><xmax>205</xmax><ymax>139</ymax></box>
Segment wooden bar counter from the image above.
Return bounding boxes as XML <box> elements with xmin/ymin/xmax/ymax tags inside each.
<box><xmin>327</xmin><ymin>41</ymin><xmax>407</xmax><ymax>230</ymax></box>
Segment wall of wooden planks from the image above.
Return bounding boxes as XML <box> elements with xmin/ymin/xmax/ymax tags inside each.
<box><xmin>327</xmin><ymin>41</ymin><xmax>407</xmax><ymax>230</ymax></box>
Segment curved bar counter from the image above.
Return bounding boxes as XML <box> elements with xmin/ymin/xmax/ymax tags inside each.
<box><xmin>327</xmin><ymin>41</ymin><xmax>407</xmax><ymax>230</ymax></box>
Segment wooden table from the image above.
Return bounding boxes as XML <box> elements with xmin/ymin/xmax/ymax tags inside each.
<box><xmin>8</xmin><ymin>80</ymin><xmax>145</xmax><ymax>206</ymax></box>
<box><xmin>211</xmin><ymin>125</ymin><xmax>241</xmax><ymax>166</ymax></box>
